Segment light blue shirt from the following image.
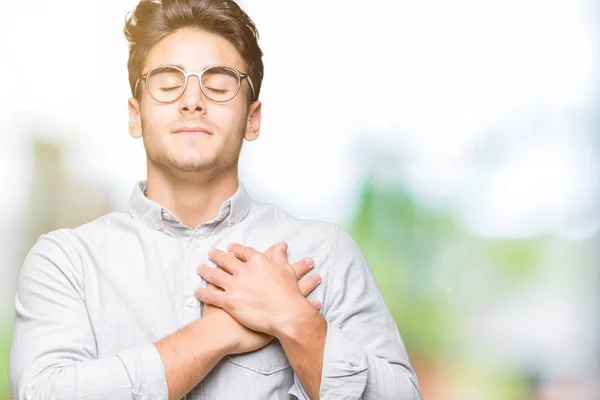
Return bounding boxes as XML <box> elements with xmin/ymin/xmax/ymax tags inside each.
<box><xmin>9</xmin><ymin>181</ymin><xmax>422</xmax><ymax>399</ymax></box>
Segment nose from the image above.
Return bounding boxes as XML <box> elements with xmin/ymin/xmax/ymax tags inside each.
<box><xmin>178</xmin><ymin>74</ymin><xmax>207</xmax><ymax>114</ymax></box>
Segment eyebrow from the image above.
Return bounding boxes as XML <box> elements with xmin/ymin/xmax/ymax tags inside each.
<box><xmin>146</xmin><ymin>64</ymin><xmax>243</xmax><ymax>77</ymax></box>
<box><xmin>163</xmin><ymin>64</ymin><xmax>235</xmax><ymax>72</ymax></box>
<box><xmin>147</xmin><ymin>64</ymin><xmax>187</xmax><ymax>72</ymax></box>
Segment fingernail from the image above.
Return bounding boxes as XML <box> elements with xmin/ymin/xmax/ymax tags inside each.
<box><xmin>314</xmin><ymin>274</ymin><xmax>322</xmax><ymax>283</ymax></box>
<box><xmin>279</xmin><ymin>242</ymin><xmax>288</xmax><ymax>250</ymax></box>
<box><xmin>305</xmin><ymin>258</ymin><xmax>314</xmax><ymax>267</ymax></box>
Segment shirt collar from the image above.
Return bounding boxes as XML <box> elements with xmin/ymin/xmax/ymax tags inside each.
<box><xmin>127</xmin><ymin>180</ymin><xmax>252</xmax><ymax>231</ymax></box>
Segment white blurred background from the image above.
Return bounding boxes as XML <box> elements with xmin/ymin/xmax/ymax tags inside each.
<box><xmin>1</xmin><ymin>1</ymin><xmax>599</xmax><ymax>398</ymax></box>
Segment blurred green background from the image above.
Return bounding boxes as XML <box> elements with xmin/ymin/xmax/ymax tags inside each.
<box><xmin>1</xmin><ymin>0</ymin><xmax>599</xmax><ymax>399</ymax></box>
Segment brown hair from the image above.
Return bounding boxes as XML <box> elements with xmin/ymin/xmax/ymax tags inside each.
<box><xmin>123</xmin><ymin>0</ymin><xmax>263</xmax><ymax>105</ymax></box>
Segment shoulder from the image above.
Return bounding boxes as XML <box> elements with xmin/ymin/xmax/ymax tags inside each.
<box><xmin>247</xmin><ymin>200</ymin><xmax>366</xmax><ymax>267</ymax></box>
<box><xmin>25</xmin><ymin>211</ymin><xmax>129</xmax><ymax>268</ymax></box>
<box><xmin>249</xmin><ymin>200</ymin><xmax>342</xmax><ymax>241</ymax></box>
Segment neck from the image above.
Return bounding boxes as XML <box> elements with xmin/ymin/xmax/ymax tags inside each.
<box><xmin>145</xmin><ymin>161</ymin><xmax>240</xmax><ymax>229</ymax></box>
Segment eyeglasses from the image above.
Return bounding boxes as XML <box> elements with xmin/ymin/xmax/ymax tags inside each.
<box><xmin>135</xmin><ymin>64</ymin><xmax>255</xmax><ymax>103</ymax></box>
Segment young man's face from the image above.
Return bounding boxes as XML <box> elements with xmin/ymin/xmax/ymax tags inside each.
<box><xmin>128</xmin><ymin>28</ymin><xmax>261</xmax><ymax>174</ymax></box>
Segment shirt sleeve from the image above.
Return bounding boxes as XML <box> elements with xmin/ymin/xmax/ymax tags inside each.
<box><xmin>8</xmin><ymin>231</ymin><xmax>169</xmax><ymax>400</ymax></box>
<box><xmin>288</xmin><ymin>225</ymin><xmax>422</xmax><ymax>400</ymax></box>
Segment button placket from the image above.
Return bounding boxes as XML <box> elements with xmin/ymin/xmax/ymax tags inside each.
<box><xmin>182</xmin><ymin>291</ymin><xmax>200</xmax><ymax>325</ymax></box>
<box><xmin>181</xmin><ymin>240</ymin><xmax>208</xmax><ymax>326</ymax></box>
<box><xmin>192</xmin><ymin>239</ymin><xmax>201</xmax><ymax>251</ymax></box>
<box><xmin>191</xmin><ymin>233</ymin><xmax>210</xmax><ymax>251</ymax></box>
<box><xmin>187</xmin><ymin>297</ymin><xmax>197</xmax><ymax>307</ymax></box>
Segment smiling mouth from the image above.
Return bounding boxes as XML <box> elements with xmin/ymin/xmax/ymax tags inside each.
<box><xmin>174</xmin><ymin>130</ymin><xmax>210</xmax><ymax>135</ymax></box>
<box><xmin>173</xmin><ymin>126</ymin><xmax>213</xmax><ymax>135</ymax></box>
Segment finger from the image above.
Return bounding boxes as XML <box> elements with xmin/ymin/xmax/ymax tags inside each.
<box><xmin>264</xmin><ymin>243</ymin><xmax>278</xmax><ymax>260</ymax></box>
<box><xmin>195</xmin><ymin>286</ymin><xmax>227</xmax><ymax>309</ymax></box>
<box><xmin>226</xmin><ymin>243</ymin><xmax>259</xmax><ymax>263</ymax></box>
<box><xmin>291</xmin><ymin>257</ymin><xmax>315</xmax><ymax>280</ymax></box>
<box><xmin>208</xmin><ymin>248</ymin><xmax>243</xmax><ymax>273</ymax></box>
<box><xmin>298</xmin><ymin>273</ymin><xmax>322</xmax><ymax>297</ymax></box>
<box><xmin>272</xmin><ymin>242</ymin><xmax>289</xmax><ymax>265</ymax></box>
<box><xmin>309</xmin><ymin>299</ymin><xmax>322</xmax><ymax>310</ymax></box>
<box><xmin>196</xmin><ymin>264</ymin><xmax>233</xmax><ymax>291</ymax></box>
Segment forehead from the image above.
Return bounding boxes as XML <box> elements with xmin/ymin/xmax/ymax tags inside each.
<box><xmin>144</xmin><ymin>28</ymin><xmax>245</xmax><ymax>73</ymax></box>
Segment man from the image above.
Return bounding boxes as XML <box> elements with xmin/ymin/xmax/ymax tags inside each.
<box><xmin>9</xmin><ymin>0</ymin><xmax>422</xmax><ymax>399</ymax></box>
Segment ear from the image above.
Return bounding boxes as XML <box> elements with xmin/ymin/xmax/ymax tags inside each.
<box><xmin>128</xmin><ymin>97</ymin><xmax>143</xmax><ymax>139</ymax></box>
<box><xmin>244</xmin><ymin>100</ymin><xmax>262</xmax><ymax>142</ymax></box>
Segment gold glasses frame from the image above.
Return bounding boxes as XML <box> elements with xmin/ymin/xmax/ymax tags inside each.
<box><xmin>134</xmin><ymin>64</ymin><xmax>256</xmax><ymax>103</ymax></box>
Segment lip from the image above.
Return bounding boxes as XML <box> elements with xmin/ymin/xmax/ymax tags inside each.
<box><xmin>173</xmin><ymin>126</ymin><xmax>213</xmax><ymax>135</ymax></box>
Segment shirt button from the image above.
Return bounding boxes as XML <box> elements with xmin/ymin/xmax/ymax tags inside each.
<box><xmin>187</xmin><ymin>298</ymin><xmax>197</xmax><ymax>307</ymax></box>
<box><xmin>153</xmin><ymin>223</ymin><xmax>162</xmax><ymax>231</ymax></box>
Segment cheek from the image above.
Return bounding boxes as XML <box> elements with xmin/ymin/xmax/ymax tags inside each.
<box><xmin>212</xmin><ymin>102</ymin><xmax>248</xmax><ymax>132</ymax></box>
<box><xmin>141</xmin><ymin>104</ymin><xmax>174</xmax><ymax>134</ymax></box>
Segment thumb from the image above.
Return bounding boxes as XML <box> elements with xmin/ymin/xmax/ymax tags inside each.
<box><xmin>272</xmin><ymin>242</ymin><xmax>289</xmax><ymax>265</ymax></box>
<box><xmin>264</xmin><ymin>243</ymin><xmax>278</xmax><ymax>260</ymax></box>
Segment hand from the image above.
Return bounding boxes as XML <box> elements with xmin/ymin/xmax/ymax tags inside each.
<box><xmin>202</xmin><ymin>296</ymin><xmax>270</xmax><ymax>355</ymax></box>
<box><xmin>196</xmin><ymin>242</ymin><xmax>322</xmax><ymax>337</ymax></box>
<box><xmin>198</xmin><ymin>242</ymin><xmax>321</xmax><ymax>355</ymax></box>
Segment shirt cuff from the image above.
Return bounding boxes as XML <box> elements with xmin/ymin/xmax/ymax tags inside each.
<box><xmin>116</xmin><ymin>343</ymin><xmax>169</xmax><ymax>400</ymax></box>
<box><xmin>288</xmin><ymin>323</ymin><xmax>368</xmax><ymax>399</ymax></box>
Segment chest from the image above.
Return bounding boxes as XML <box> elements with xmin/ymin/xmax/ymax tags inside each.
<box><xmin>79</xmin><ymin>226</ymin><xmax>329</xmax><ymax>358</ymax></box>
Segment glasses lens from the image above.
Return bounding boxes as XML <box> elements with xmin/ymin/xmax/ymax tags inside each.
<box><xmin>147</xmin><ymin>67</ymin><xmax>185</xmax><ymax>102</ymax></box>
<box><xmin>201</xmin><ymin>67</ymin><xmax>240</xmax><ymax>102</ymax></box>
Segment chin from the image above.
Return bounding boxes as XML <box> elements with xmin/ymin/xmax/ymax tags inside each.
<box><xmin>169</xmin><ymin>159</ymin><xmax>208</xmax><ymax>172</ymax></box>
<box><xmin>175</xmin><ymin>150</ymin><xmax>211</xmax><ymax>169</ymax></box>
<box><xmin>172</xmin><ymin>156</ymin><xmax>224</xmax><ymax>173</ymax></box>
<box><xmin>150</xmin><ymin>149</ymin><xmax>223</xmax><ymax>173</ymax></box>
